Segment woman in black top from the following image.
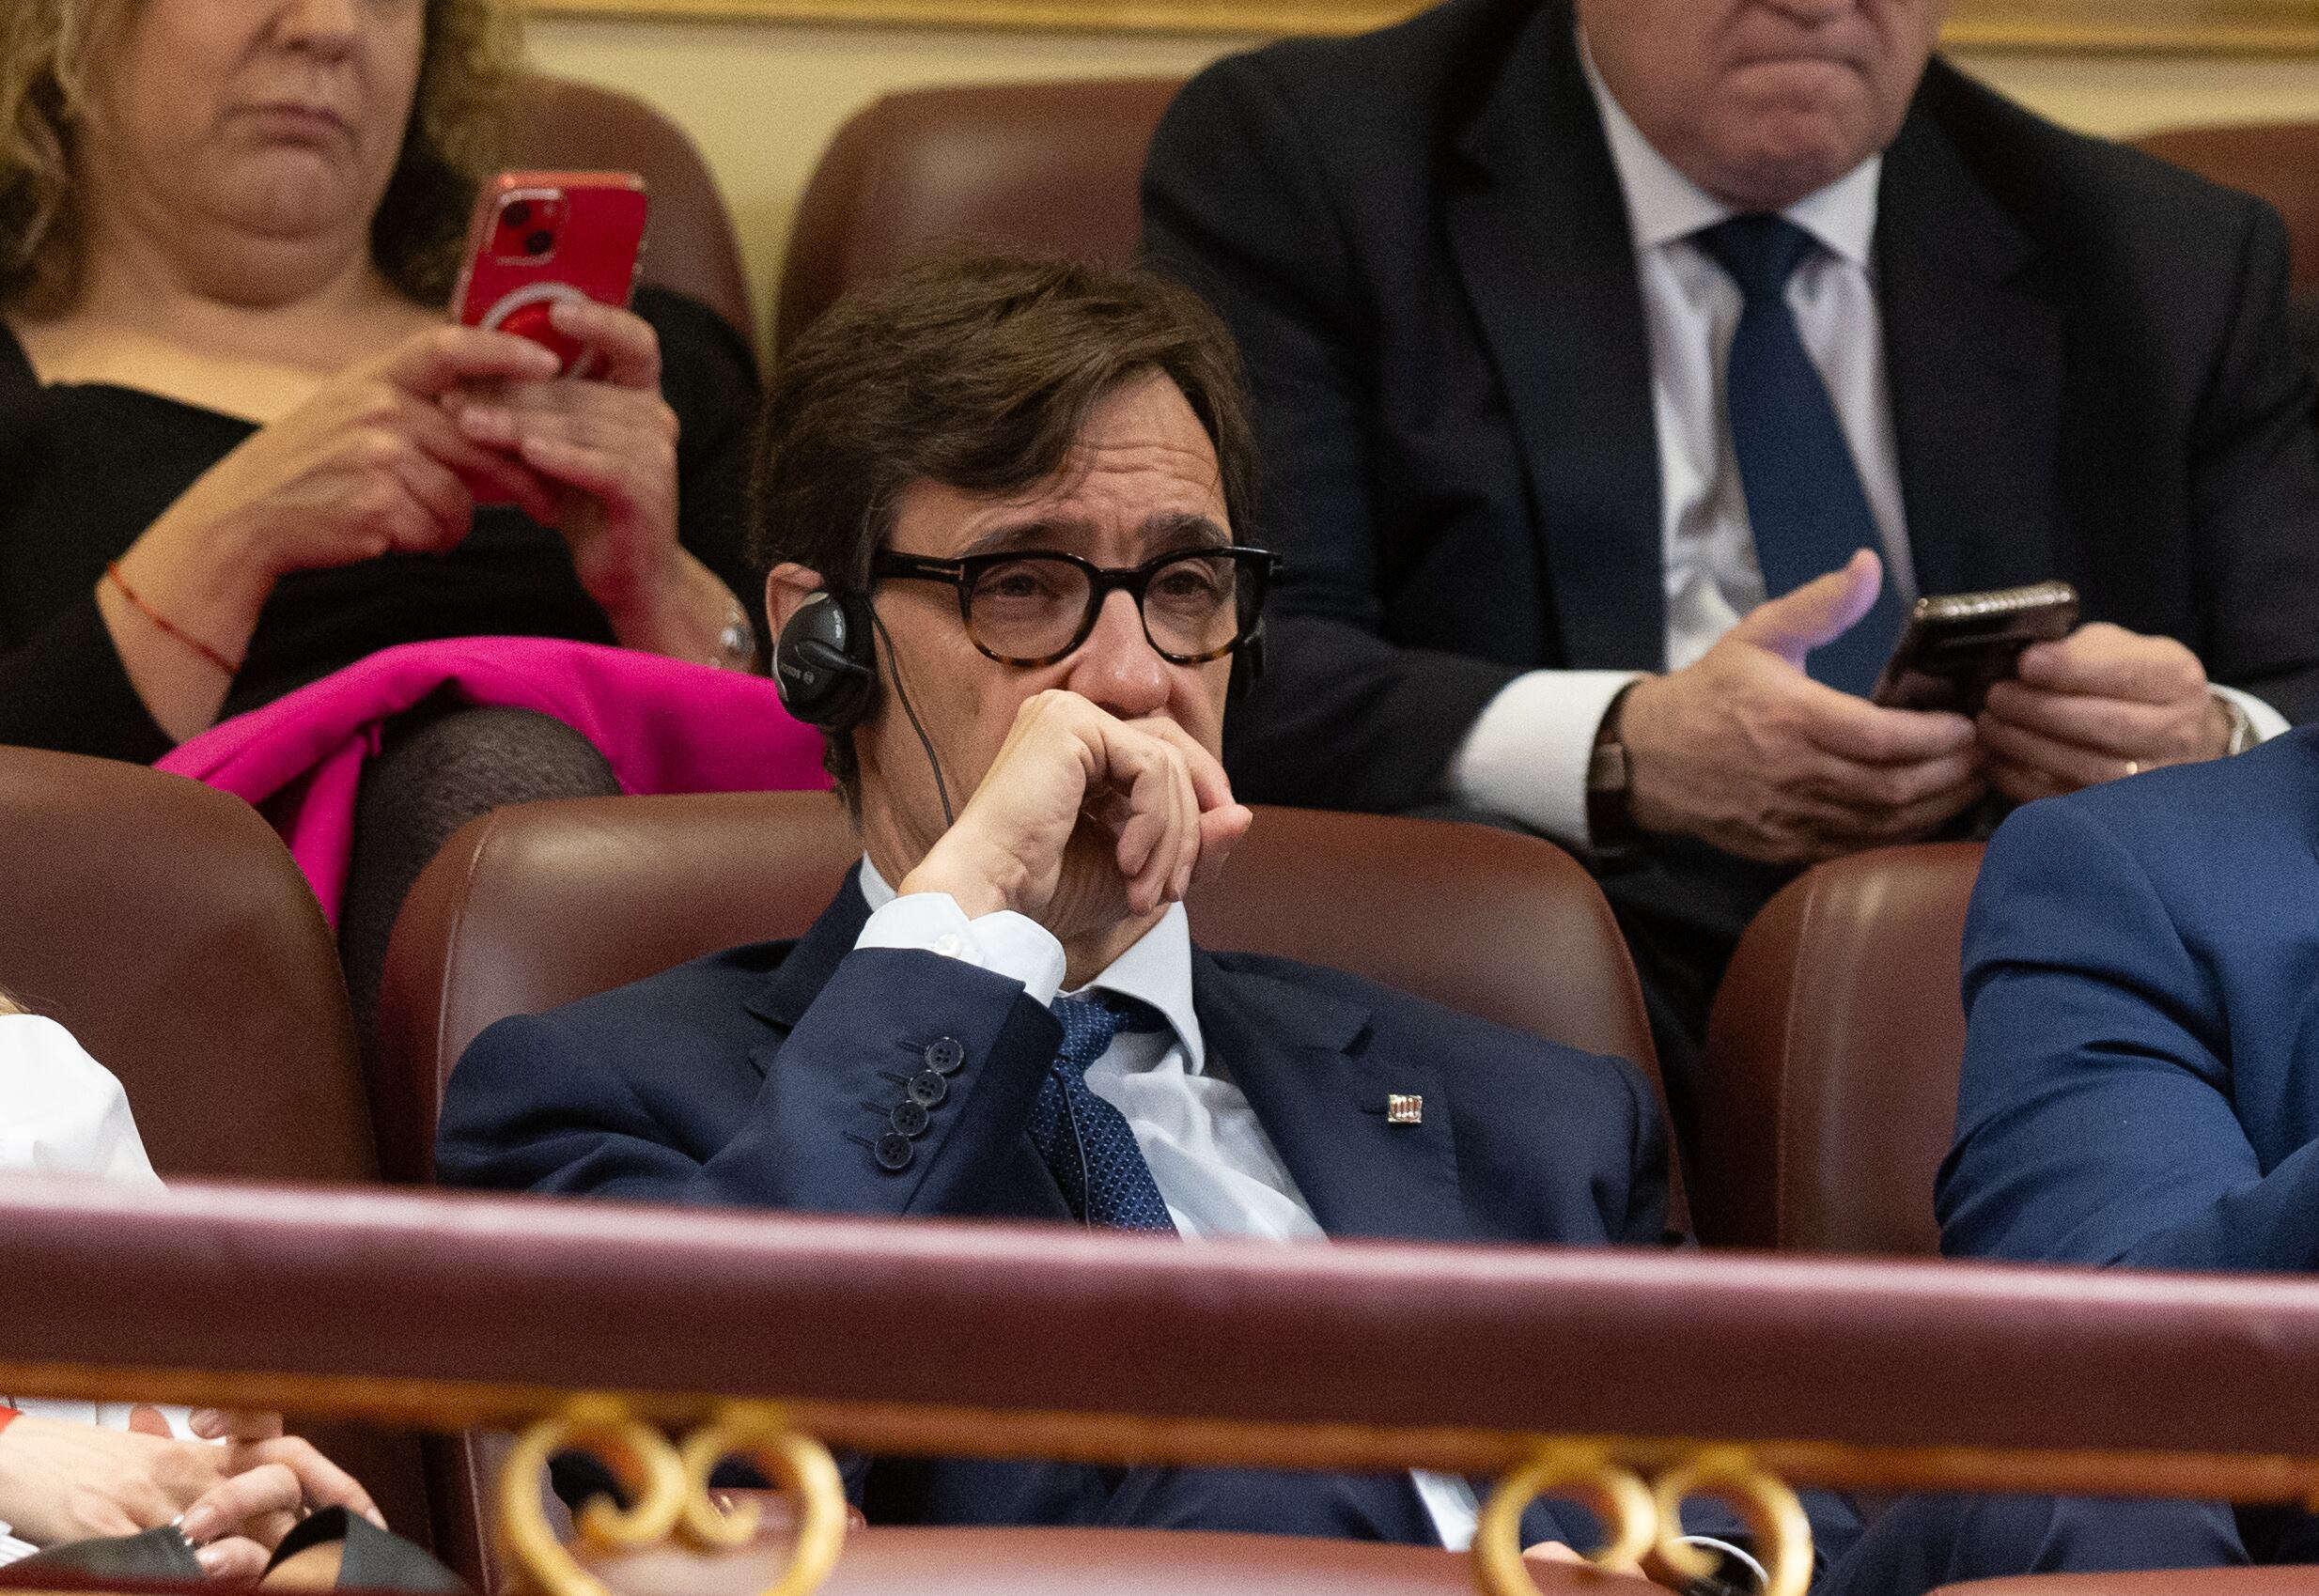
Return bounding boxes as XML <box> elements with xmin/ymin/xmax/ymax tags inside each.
<box><xmin>0</xmin><ymin>0</ymin><xmax>759</xmax><ymax>765</ymax></box>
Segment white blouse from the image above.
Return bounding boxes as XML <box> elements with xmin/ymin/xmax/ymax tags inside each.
<box><xmin>0</xmin><ymin>1013</ymin><xmax>185</xmax><ymax>1558</ymax></box>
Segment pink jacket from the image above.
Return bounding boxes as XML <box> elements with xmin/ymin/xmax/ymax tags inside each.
<box><xmin>158</xmin><ymin>637</ymin><xmax>830</xmax><ymax>926</ymax></box>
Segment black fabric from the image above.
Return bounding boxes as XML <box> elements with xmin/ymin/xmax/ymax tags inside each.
<box><xmin>8</xmin><ymin>1525</ymin><xmax>201</xmax><ymax>1582</ymax></box>
<box><xmin>266</xmin><ymin>1505</ymin><xmax>468</xmax><ymax>1593</ymax></box>
<box><xmin>0</xmin><ymin>287</ymin><xmax>758</xmax><ymax>764</ymax></box>
<box><xmin>1143</xmin><ymin>0</ymin><xmax>2319</xmax><ymax>796</ymax></box>
<box><xmin>338</xmin><ymin>700</ymin><xmax>621</xmax><ymax>1041</ymax></box>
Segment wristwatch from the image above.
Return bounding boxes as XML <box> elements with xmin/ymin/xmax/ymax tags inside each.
<box><xmin>2214</xmin><ymin>692</ymin><xmax>2259</xmax><ymax>757</ymax></box>
<box><xmin>1585</xmin><ymin>682</ymin><xmax>1646</xmax><ymax>852</ymax></box>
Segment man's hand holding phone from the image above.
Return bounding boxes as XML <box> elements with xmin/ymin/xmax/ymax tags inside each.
<box><xmin>898</xmin><ymin>690</ymin><xmax>1253</xmax><ymax>948</ymax></box>
<box><xmin>1978</xmin><ymin>623</ymin><xmax>2234</xmax><ymax>801</ymax></box>
<box><xmin>1617</xmin><ymin>551</ymin><xmax>1984</xmax><ymax>865</ymax></box>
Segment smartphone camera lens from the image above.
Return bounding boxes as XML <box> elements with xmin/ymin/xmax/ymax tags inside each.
<box><xmin>524</xmin><ymin>229</ymin><xmax>554</xmax><ymax>256</ymax></box>
<box><xmin>504</xmin><ymin>200</ymin><xmax>532</xmax><ymax>227</ymax></box>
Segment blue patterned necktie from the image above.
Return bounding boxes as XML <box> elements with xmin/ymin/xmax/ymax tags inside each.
<box><xmin>1027</xmin><ymin>993</ymin><xmax>1176</xmax><ymax>1232</ymax></box>
<box><xmin>1695</xmin><ymin>214</ymin><xmax>1906</xmax><ymax>697</ymax></box>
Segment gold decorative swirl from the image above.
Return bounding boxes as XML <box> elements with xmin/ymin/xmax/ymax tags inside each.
<box><xmin>1650</xmin><ymin>1447</ymin><xmax>1814</xmax><ymax>1596</ymax></box>
<box><xmin>677</xmin><ymin>1401</ymin><xmax>850</xmax><ymax>1596</ymax></box>
<box><xmin>499</xmin><ymin>1396</ymin><xmax>690</xmax><ymax>1596</ymax></box>
<box><xmin>1472</xmin><ymin>1443</ymin><xmax>1658</xmax><ymax>1596</ymax></box>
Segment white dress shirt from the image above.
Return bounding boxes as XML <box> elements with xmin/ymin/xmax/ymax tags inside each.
<box><xmin>1449</xmin><ymin>43</ymin><xmax>2283</xmax><ymax>847</ymax></box>
<box><xmin>0</xmin><ymin>1014</ymin><xmax>191</xmax><ymax>1561</ymax></box>
<box><xmin>852</xmin><ymin>860</ymin><xmax>1484</xmax><ymax>1546</ymax></box>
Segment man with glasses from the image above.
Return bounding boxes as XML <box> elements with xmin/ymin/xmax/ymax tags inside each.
<box><xmin>432</xmin><ymin>254</ymin><xmax>1722</xmax><ymax>1557</ymax></box>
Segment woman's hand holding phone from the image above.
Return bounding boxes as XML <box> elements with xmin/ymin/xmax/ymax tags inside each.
<box><xmin>102</xmin><ymin>325</ymin><xmax>572</xmax><ymax>739</ymax></box>
<box><xmin>443</xmin><ymin>298</ymin><xmax>739</xmax><ymax>663</ymax></box>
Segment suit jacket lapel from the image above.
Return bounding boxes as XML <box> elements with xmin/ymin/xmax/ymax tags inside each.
<box><xmin>1877</xmin><ymin>66</ymin><xmax>2063</xmax><ymax>599</ymax></box>
<box><xmin>1193</xmin><ymin>953</ymin><xmax>1471</xmax><ymax>1243</ymax></box>
<box><xmin>1444</xmin><ymin>0</ymin><xmax>1665</xmax><ymax>670</ymax></box>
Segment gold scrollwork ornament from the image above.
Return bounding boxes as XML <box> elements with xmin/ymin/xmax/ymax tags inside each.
<box><xmin>1650</xmin><ymin>1447</ymin><xmax>1813</xmax><ymax>1596</ymax></box>
<box><xmin>1473</xmin><ymin>1443</ymin><xmax>1659</xmax><ymax>1596</ymax></box>
<box><xmin>499</xmin><ymin>1395</ymin><xmax>690</xmax><ymax>1596</ymax></box>
<box><xmin>677</xmin><ymin>1402</ymin><xmax>849</xmax><ymax>1596</ymax></box>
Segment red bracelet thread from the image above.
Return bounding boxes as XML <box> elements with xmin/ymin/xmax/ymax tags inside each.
<box><xmin>0</xmin><ymin>1404</ymin><xmax>20</xmax><ymax>1435</ymax></box>
<box><xmin>104</xmin><ymin>562</ymin><xmax>241</xmax><ymax>675</ymax></box>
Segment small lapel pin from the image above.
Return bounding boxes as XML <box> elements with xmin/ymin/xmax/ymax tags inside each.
<box><xmin>1386</xmin><ymin>1093</ymin><xmax>1424</xmax><ymax>1126</ymax></box>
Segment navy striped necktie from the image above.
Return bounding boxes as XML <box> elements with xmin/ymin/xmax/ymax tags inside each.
<box><xmin>1695</xmin><ymin>213</ymin><xmax>1905</xmax><ymax>696</ymax></box>
<box><xmin>1027</xmin><ymin>993</ymin><xmax>1176</xmax><ymax>1232</ymax></box>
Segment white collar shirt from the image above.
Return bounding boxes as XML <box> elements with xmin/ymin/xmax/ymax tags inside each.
<box><xmin>1585</xmin><ymin>40</ymin><xmax>1918</xmax><ymax>666</ymax></box>
<box><xmin>0</xmin><ymin>1014</ymin><xmax>189</xmax><ymax>1558</ymax></box>
<box><xmin>1448</xmin><ymin>45</ymin><xmax>1914</xmax><ymax>845</ymax></box>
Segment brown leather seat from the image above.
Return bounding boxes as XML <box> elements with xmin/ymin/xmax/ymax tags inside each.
<box><xmin>0</xmin><ymin>746</ymin><xmax>430</xmax><ymax>1549</ymax></box>
<box><xmin>776</xmin><ymin>78</ymin><xmax>1185</xmax><ymax>351</ymax></box>
<box><xmin>2133</xmin><ymin>122</ymin><xmax>2319</xmax><ymax>292</ymax></box>
<box><xmin>378</xmin><ymin>793</ymin><xmax>1667</xmax><ymax>1186</ymax></box>
<box><xmin>1694</xmin><ymin>842</ymin><xmax>1984</xmax><ymax>1255</ymax></box>
<box><xmin>505</xmin><ymin>75</ymin><xmax>757</xmax><ymax>366</ymax></box>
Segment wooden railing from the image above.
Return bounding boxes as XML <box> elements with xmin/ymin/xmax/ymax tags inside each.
<box><xmin>6</xmin><ymin>1174</ymin><xmax>2319</xmax><ymax>1596</ymax></box>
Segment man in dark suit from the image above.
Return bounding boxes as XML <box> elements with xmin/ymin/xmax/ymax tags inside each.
<box><xmin>1142</xmin><ymin>0</ymin><xmax>2319</xmax><ymax>1124</ymax></box>
<box><xmin>1817</xmin><ymin>727</ymin><xmax>2319</xmax><ymax>1583</ymax></box>
<box><xmin>434</xmin><ymin>255</ymin><xmax>1735</xmax><ymax>1560</ymax></box>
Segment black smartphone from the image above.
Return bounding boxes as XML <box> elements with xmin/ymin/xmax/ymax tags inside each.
<box><xmin>1870</xmin><ymin>581</ymin><xmax>2079</xmax><ymax>713</ymax></box>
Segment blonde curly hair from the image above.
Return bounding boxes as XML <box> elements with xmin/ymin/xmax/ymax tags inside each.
<box><xmin>0</xmin><ymin>0</ymin><xmax>521</xmax><ymax>314</ymax></box>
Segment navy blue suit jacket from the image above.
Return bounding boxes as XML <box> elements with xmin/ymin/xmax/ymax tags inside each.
<box><xmin>437</xmin><ymin>874</ymin><xmax>1672</xmax><ymax>1543</ymax></box>
<box><xmin>1940</xmin><ymin>725</ymin><xmax>2319</xmax><ymax>1271</ymax></box>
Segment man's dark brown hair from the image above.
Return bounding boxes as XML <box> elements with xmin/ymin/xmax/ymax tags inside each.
<box><xmin>749</xmin><ymin>250</ymin><xmax>1261</xmax><ymax>798</ymax></box>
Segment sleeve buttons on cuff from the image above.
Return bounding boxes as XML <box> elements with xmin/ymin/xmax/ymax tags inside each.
<box><xmin>874</xmin><ymin>1132</ymin><xmax>915</xmax><ymax>1171</ymax></box>
<box><xmin>906</xmin><ymin>1071</ymin><xmax>949</xmax><ymax>1108</ymax></box>
<box><xmin>924</xmin><ymin>1037</ymin><xmax>966</xmax><ymax>1075</ymax></box>
<box><xmin>889</xmin><ymin>1100</ymin><xmax>932</xmax><ymax>1138</ymax></box>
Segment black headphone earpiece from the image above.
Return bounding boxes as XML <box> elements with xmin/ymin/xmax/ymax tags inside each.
<box><xmin>773</xmin><ymin>588</ymin><xmax>880</xmax><ymax>734</ymax></box>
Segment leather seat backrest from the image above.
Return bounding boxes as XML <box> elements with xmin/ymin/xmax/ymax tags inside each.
<box><xmin>376</xmin><ymin>794</ymin><xmax>1670</xmax><ymax>1197</ymax></box>
<box><xmin>0</xmin><ymin>747</ymin><xmax>373</xmax><ymax>1182</ymax></box>
<box><xmin>505</xmin><ymin>75</ymin><xmax>758</xmax><ymax>366</ymax></box>
<box><xmin>0</xmin><ymin>746</ymin><xmax>429</xmax><ymax>1553</ymax></box>
<box><xmin>776</xmin><ymin>79</ymin><xmax>1186</xmax><ymax>351</ymax></box>
<box><xmin>2133</xmin><ymin>121</ymin><xmax>2319</xmax><ymax>292</ymax></box>
<box><xmin>1695</xmin><ymin>842</ymin><xmax>1984</xmax><ymax>1255</ymax></box>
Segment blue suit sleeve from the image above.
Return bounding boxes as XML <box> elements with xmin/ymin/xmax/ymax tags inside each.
<box><xmin>437</xmin><ymin>949</ymin><xmax>1065</xmax><ymax>1218</ymax></box>
<box><xmin>1938</xmin><ymin>797</ymin><xmax>2319</xmax><ymax>1271</ymax></box>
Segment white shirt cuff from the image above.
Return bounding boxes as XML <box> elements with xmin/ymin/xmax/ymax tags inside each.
<box><xmin>854</xmin><ymin>892</ymin><xmax>1068</xmax><ymax>1008</ymax></box>
<box><xmin>2212</xmin><ymin>683</ymin><xmax>2289</xmax><ymax>745</ymax></box>
<box><xmin>1447</xmin><ymin>670</ymin><xmax>1646</xmax><ymax>848</ymax></box>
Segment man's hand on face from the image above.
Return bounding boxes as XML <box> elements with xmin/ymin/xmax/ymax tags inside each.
<box><xmin>897</xmin><ymin>690</ymin><xmax>1253</xmax><ymax>944</ymax></box>
<box><xmin>1977</xmin><ymin>622</ymin><xmax>2233</xmax><ymax>803</ymax></box>
<box><xmin>1618</xmin><ymin>551</ymin><xmax>1984</xmax><ymax>866</ymax></box>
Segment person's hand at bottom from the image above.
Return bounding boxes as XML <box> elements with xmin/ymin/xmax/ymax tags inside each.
<box><xmin>1977</xmin><ymin>622</ymin><xmax>2233</xmax><ymax>802</ymax></box>
<box><xmin>177</xmin><ymin>1411</ymin><xmax>383</xmax><ymax>1581</ymax></box>
<box><xmin>0</xmin><ymin>1407</ymin><xmax>226</xmax><ymax>1546</ymax></box>
<box><xmin>1617</xmin><ymin>551</ymin><xmax>1983</xmax><ymax>865</ymax></box>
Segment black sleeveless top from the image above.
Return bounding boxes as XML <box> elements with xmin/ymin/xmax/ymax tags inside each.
<box><xmin>0</xmin><ymin>287</ymin><xmax>758</xmax><ymax>762</ymax></box>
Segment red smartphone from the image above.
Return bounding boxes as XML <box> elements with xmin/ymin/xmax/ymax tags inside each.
<box><xmin>451</xmin><ymin>170</ymin><xmax>648</xmax><ymax>377</ymax></box>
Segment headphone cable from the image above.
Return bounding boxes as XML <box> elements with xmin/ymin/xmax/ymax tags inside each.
<box><xmin>866</xmin><ymin>604</ymin><xmax>956</xmax><ymax>829</ymax></box>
